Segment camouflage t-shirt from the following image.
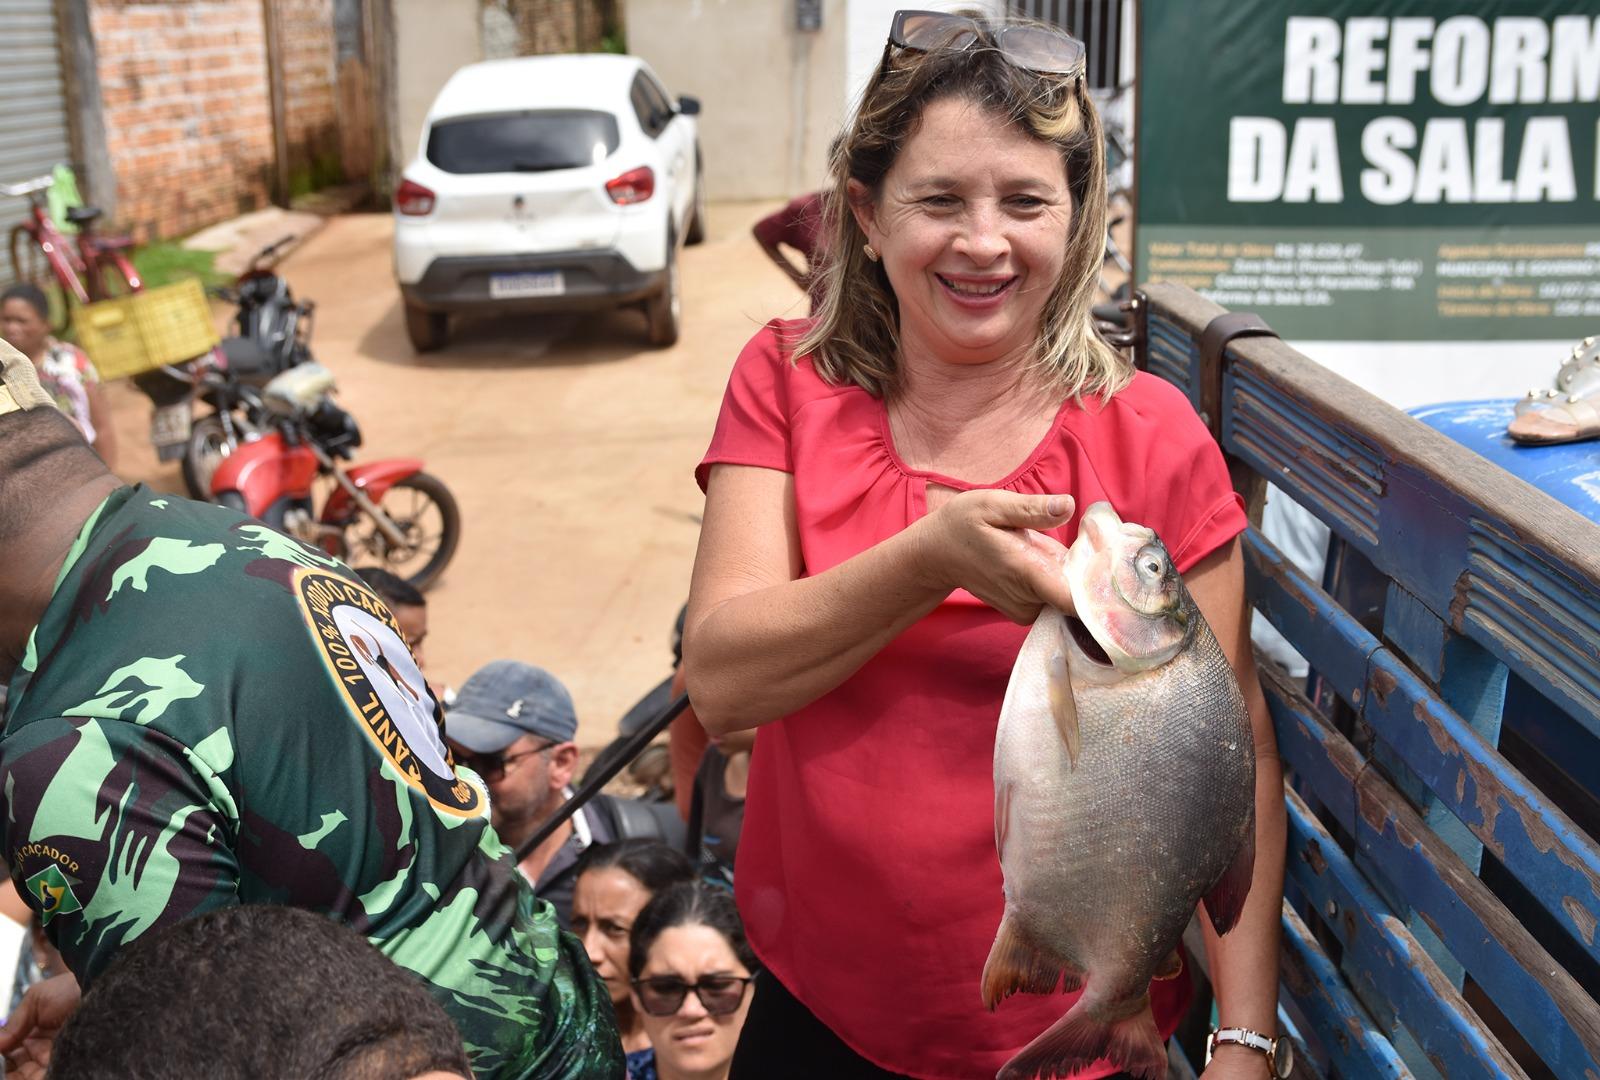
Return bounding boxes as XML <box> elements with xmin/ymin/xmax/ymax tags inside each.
<box><xmin>0</xmin><ymin>486</ymin><xmax>622</xmax><ymax>1079</ymax></box>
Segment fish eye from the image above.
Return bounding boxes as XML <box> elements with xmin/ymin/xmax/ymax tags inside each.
<box><xmin>1135</xmin><ymin>546</ymin><xmax>1167</xmax><ymax>579</ymax></box>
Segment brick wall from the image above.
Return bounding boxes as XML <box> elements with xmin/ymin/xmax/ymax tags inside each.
<box><xmin>273</xmin><ymin>0</ymin><xmax>341</xmax><ymax>194</ymax></box>
<box><xmin>513</xmin><ymin>0</ymin><xmax>609</xmax><ymax>56</ymax></box>
<box><xmin>91</xmin><ymin>0</ymin><xmax>277</xmax><ymax>242</ymax></box>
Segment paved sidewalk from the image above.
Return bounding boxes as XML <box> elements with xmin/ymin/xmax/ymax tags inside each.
<box><xmin>183</xmin><ymin>184</ymin><xmax>368</xmax><ymax>276</ymax></box>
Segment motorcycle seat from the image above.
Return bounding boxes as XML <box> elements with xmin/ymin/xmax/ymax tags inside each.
<box><xmin>219</xmin><ymin>336</ymin><xmax>277</xmax><ymax>387</ymax></box>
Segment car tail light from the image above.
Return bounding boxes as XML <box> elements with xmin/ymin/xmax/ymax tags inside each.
<box><xmin>606</xmin><ymin>166</ymin><xmax>655</xmax><ymax>205</ymax></box>
<box><xmin>395</xmin><ymin>179</ymin><xmax>436</xmax><ymax>216</ymax></box>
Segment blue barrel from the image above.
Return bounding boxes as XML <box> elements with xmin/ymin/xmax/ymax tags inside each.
<box><xmin>1409</xmin><ymin>399</ymin><xmax>1600</xmax><ymax>525</ymax></box>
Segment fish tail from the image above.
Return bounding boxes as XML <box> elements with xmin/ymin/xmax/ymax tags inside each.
<box><xmin>981</xmin><ymin>915</ymin><xmax>1068</xmax><ymax>1008</ymax></box>
<box><xmin>996</xmin><ymin>996</ymin><xmax>1165</xmax><ymax>1080</ymax></box>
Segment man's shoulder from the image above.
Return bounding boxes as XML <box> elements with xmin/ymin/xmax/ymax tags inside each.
<box><xmin>18</xmin><ymin>489</ymin><xmax>354</xmax><ymax>710</ymax></box>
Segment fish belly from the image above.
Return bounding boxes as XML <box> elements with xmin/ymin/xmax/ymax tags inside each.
<box><xmin>994</xmin><ymin>628</ymin><xmax>1253</xmax><ymax>1007</ymax></box>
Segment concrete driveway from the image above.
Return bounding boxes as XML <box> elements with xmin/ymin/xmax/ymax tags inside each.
<box><xmin>105</xmin><ymin>202</ymin><xmax>804</xmax><ymax>747</ymax></box>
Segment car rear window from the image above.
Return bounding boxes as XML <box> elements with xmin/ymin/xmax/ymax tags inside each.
<box><xmin>426</xmin><ymin>110</ymin><xmax>620</xmax><ymax>174</ymax></box>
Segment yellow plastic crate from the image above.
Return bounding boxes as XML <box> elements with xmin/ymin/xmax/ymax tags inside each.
<box><xmin>72</xmin><ymin>296</ymin><xmax>145</xmax><ymax>380</ymax></box>
<box><xmin>74</xmin><ymin>279</ymin><xmax>220</xmax><ymax>380</ymax></box>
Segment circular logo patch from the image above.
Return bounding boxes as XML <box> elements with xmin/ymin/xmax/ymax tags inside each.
<box><xmin>294</xmin><ymin>568</ymin><xmax>483</xmax><ymax>817</ymax></box>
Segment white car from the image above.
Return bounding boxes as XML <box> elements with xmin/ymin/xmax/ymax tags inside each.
<box><xmin>393</xmin><ymin>54</ymin><xmax>705</xmax><ymax>351</ymax></box>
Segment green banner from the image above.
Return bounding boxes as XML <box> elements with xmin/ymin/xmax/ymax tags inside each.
<box><xmin>1136</xmin><ymin>1</ymin><xmax>1600</xmax><ymax>339</ymax></box>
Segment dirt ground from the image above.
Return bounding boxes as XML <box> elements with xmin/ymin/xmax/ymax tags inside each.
<box><xmin>104</xmin><ymin>203</ymin><xmax>803</xmax><ymax>748</ymax></box>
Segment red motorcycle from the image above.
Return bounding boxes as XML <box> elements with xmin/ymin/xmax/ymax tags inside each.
<box><xmin>210</xmin><ymin>365</ymin><xmax>460</xmax><ymax>589</ymax></box>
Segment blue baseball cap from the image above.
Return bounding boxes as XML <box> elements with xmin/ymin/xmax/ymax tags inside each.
<box><xmin>445</xmin><ymin>660</ymin><xmax>577</xmax><ymax>753</ymax></box>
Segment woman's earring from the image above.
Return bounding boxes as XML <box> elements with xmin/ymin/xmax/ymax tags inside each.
<box><xmin>863</xmin><ymin>244</ymin><xmax>880</xmax><ymax>262</ymax></box>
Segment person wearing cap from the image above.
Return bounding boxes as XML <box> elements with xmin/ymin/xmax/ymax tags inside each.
<box><xmin>446</xmin><ymin>661</ymin><xmax>627</xmax><ymax>929</ymax></box>
<box><xmin>0</xmin><ymin>337</ymin><xmax>621</xmax><ymax>1079</ymax></box>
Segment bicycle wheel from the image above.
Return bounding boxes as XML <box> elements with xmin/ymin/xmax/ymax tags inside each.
<box><xmin>342</xmin><ymin>471</ymin><xmax>461</xmax><ymax>591</ymax></box>
<box><xmin>7</xmin><ymin>225</ymin><xmax>71</xmax><ymax>333</ymax></box>
<box><xmin>86</xmin><ymin>253</ymin><xmax>137</xmax><ymax>301</ymax></box>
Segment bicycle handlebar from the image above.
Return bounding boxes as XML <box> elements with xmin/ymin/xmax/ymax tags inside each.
<box><xmin>0</xmin><ymin>175</ymin><xmax>54</xmax><ymax>199</ymax></box>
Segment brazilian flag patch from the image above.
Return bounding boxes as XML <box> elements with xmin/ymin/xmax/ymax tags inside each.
<box><xmin>25</xmin><ymin>864</ymin><xmax>83</xmax><ymax>925</ymax></box>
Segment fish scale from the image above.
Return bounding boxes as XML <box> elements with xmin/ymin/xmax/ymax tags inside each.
<box><xmin>986</xmin><ymin>503</ymin><xmax>1255</xmax><ymax>1080</ymax></box>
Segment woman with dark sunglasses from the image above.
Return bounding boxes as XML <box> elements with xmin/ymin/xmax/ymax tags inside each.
<box><xmin>571</xmin><ymin>840</ymin><xmax>698</xmax><ymax>1078</ymax></box>
<box><xmin>684</xmin><ymin>9</ymin><xmax>1285</xmax><ymax>1080</ymax></box>
<box><xmin>625</xmin><ymin>883</ymin><xmax>757</xmax><ymax>1080</ymax></box>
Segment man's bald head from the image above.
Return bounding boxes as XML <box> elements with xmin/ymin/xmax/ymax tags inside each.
<box><xmin>0</xmin><ymin>406</ymin><xmax>110</xmax><ymax>546</ymax></box>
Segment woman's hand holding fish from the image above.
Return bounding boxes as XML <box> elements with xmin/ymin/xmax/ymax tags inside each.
<box><xmin>914</xmin><ymin>490</ymin><xmax>1077</xmax><ymax>624</ymax></box>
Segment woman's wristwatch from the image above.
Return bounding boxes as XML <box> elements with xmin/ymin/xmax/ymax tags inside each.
<box><xmin>1205</xmin><ymin>1027</ymin><xmax>1294</xmax><ymax>1077</ymax></box>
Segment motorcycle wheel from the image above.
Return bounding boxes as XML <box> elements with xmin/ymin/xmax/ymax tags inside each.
<box><xmin>344</xmin><ymin>471</ymin><xmax>461</xmax><ymax>591</ymax></box>
<box><xmin>182</xmin><ymin>412</ymin><xmax>251</xmax><ymax>500</ymax></box>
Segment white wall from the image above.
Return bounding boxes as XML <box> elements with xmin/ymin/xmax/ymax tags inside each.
<box><xmin>628</xmin><ymin>0</ymin><xmax>849</xmax><ymax>200</ymax></box>
<box><xmin>393</xmin><ymin>0</ymin><xmax>482</xmax><ymax>169</ymax></box>
<box><xmin>842</xmin><ymin>0</ymin><xmax>1004</xmax><ymax>115</ymax></box>
<box><xmin>1289</xmin><ymin>342</ymin><xmax>1561</xmax><ymax>411</ymax></box>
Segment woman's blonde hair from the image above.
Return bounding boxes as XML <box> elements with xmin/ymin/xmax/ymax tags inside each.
<box><xmin>795</xmin><ymin>12</ymin><xmax>1129</xmax><ymax>401</ymax></box>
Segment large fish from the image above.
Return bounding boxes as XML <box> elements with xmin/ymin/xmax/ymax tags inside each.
<box><xmin>984</xmin><ymin>502</ymin><xmax>1256</xmax><ymax>1080</ymax></box>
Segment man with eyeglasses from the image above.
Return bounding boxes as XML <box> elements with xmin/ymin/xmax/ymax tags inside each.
<box><xmin>0</xmin><ymin>340</ymin><xmax>620</xmax><ymax>1079</ymax></box>
<box><xmin>446</xmin><ymin>660</ymin><xmax>678</xmax><ymax>928</ymax></box>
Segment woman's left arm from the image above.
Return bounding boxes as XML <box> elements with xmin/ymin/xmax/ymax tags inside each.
<box><xmin>1185</xmin><ymin>536</ymin><xmax>1287</xmax><ymax>1080</ymax></box>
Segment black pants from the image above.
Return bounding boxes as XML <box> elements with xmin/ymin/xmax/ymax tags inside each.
<box><xmin>731</xmin><ymin>969</ymin><xmax>1149</xmax><ymax>1080</ymax></box>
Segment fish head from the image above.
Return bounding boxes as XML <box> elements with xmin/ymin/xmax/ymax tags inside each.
<box><xmin>1065</xmin><ymin>502</ymin><xmax>1194</xmax><ymax>674</ymax></box>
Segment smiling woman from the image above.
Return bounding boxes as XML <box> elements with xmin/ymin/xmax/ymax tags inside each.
<box><xmin>683</xmin><ymin>8</ymin><xmax>1286</xmax><ymax>1080</ymax></box>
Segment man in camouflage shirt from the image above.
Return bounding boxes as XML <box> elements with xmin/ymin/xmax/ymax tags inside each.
<box><xmin>0</xmin><ymin>339</ymin><xmax>621</xmax><ymax>1078</ymax></box>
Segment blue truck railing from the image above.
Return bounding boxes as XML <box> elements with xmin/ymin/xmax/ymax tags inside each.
<box><xmin>1130</xmin><ymin>283</ymin><xmax>1600</xmax><ymax>1080</ymax></box>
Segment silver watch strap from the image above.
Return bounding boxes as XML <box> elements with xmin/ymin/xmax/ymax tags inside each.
<box><xmin>1213</xmin><ymin>1026</ymin><xmax>1274</xmax><ymax>1053</ymax></box>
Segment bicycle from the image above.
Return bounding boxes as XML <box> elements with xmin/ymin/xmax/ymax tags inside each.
<box><xmin>2</xmin><ymin>173</ymin><xmax>142</xmax><ymax>332</ymax></box>
<box><xmin>3</xmin><ymin>172</ymin><xmax>218</xmax><ymax>462</ymax></box>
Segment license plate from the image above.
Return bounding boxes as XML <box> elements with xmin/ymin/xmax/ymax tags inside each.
<box><xmin>489</xmin><ymin>271</ymin><xmax>564</xmax><ymax>299</ymax></box>
<box><xmin>150</xmin><ymin>402</ymin><xmax>192</xmax><ymax>452</ymax></box>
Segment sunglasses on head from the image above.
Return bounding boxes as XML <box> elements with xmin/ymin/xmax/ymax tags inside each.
<box><xmin>631</xmin><ymin>974</ymin><xmax>755</xmax><ymax>1017</ymax></box>
<box><xmin>885</xmin><ymin>9</ymin><xmax>1087</xmax><ymax>78</ymax></box>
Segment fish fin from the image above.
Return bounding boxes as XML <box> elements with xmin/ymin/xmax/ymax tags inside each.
<box><xmin>1153</xmin><ymin>947</ymin><xmax>1183</xmax><ymax>981</ymax></box>
<box><xmin>996</xmin><ymin>997</ymin><xmax>1165</xmax><ymax>1080</ymax></box>
<box><xmin>981</xmin><ymin>916</ymin><xmax>1061</xmax><ymax>1009</ymax></box>
<box><xmin>995</xmin><ymin>780</ymin><xmax>1014</xmax><ymax>861</ymax></box>
<box><xmin>1203</xmin><ymin>831</ymin><xmax>1256</xmax><ymax>937</ymax></box>
<box><xmin>1047</xmin><ymin>646</ymin><xmax>1081</xmax><ymax>768</ymax></box>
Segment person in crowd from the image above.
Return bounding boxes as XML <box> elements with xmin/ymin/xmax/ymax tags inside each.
<box><xmin>356</xmin><ymin>566</ymin><xmax>430</xmax><ymax>669</ymax></box>
<box><xmin>0</xmin><ymin>339</ymin><xmax>619</xmax><ymax>1080</ymax></box>
<box><xmin>1</xmin><ymin>284</ymin><xmax>117</xmax><ymax>471</ymax></box>
<box><xmin>445</xmin><ymin>660</ymin><xmax>682</xmax><ymax>930</ymax></box>
<box><xmin>683</xmin><ymin>11</ymin><xmax>1285</xmax><ymax>1079</ymax></box>
<box><xmin>570</xmin><ymin>839</ymin><xmax>698</xmax><ymax>1077</ymax></box>
<box><xmin>626</xmin><ymin>882</ymin><xmax>758</xmax><ymax>1080</ymax></box>
<box><xmin>47</xmin><ymin>905</ymin><xmax>474</xmax><ymax>1079</ymax></box>
<box><xmin>685</xmin><ymin>727</ymin><xmax>752</xmax><ymax>889</ymax></box>
<box><xmin>751</xmin><ymin>191</ymin><xmax>826</xmax><ymax>311</ymax></box>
